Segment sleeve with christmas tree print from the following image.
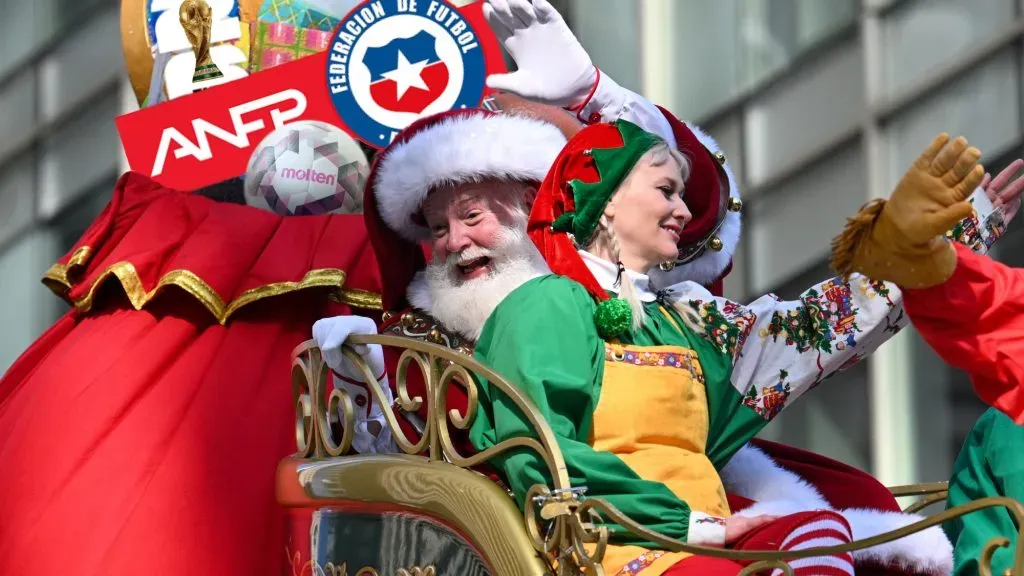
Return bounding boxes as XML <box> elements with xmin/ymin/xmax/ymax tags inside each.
<box><xmin>903</xmin><ymin>243</ymin><xmax>1024</xmax><ymax>424</ymax></box>
<box><xmin>662</xmin><ymin>274</ymin><xmax>901</xmax><ymax>425</ymax></box>
<box><xmin>945</xmin><ymin>408</ymin><xmax>1024</xmax><ymax>575</ymax></box>
<box><xmin>469</xmin><ymin>275</ymin><xmax>725</xmax><ymax>546</ymax></box>
<box><xmin>660</xmin><ymin>187</ymin><xmax>1010</xmax><ymax>424</ymax></box>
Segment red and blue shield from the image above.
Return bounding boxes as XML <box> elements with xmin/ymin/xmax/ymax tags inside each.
<box><xmin>325</xmin><ymin>0</ymin><xmax>490</xmax><ymax>147</ymax></box>
<box><xmin>363</xmin><ymin>30</ymin><xmax>450</xmax><ymax>114</ymax></box>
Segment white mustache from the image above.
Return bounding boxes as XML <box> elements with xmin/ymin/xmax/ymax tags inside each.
<box><xmin>449</xmin><ymin>247</ymin><xmax>495</xmax><ymax>268</ymax></box>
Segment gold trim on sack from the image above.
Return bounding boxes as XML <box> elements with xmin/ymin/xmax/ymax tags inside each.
<box><xmin>41</xmin><ymin>254</ymin><xmax>383</xmax><ymax>323</ymax></box>
<box><xmin>329</xmin><ymin>288</ymin><xmax>384</xmax><ymax>310</ymax></box>
<box><xmin>42</xmin><ymin>245</ymin><xmax>93</xmax><ymax>295</ymax></box>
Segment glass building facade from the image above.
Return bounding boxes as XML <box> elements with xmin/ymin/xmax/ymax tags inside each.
<box><xmin>0</xmin><ymin>0</ymin><xmax>1017</xmax><ymax>486</ymax></box>
<box><xmin>0</xmin><ymin>0</ymin><xmax>128</xmax><ymax>371</ymax></box>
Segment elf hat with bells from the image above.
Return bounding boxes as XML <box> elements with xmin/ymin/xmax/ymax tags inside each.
<box><xmin>648</xmin><ymin>107</ymin><xmax>743</xmax><ymax>295</ymax></box>
<box><xmin>529</xmin><ymin>118</ymin><xmax>709</xmax><ymax>338</ymax></box>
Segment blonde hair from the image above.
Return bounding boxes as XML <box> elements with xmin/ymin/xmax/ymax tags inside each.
<box><xmin>587</xmin><ymin>142</ymin><xmax>705</xmax><ymax>335</ymax></box>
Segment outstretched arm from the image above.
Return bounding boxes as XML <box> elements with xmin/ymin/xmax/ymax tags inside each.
<box><xmin>829</xmin><ymin>133</ymin><xmax>1024</xmax><ymax>422</ymax></box>
<box><xmin>700</xmin><ymin>173</ymin><xmax>1021</xmax><ymax>421</ymax></box>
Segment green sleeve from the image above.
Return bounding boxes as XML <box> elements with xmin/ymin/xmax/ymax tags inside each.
<box><xmin>946</xmin><ymin>408</ymin><xmax>1024</xmax><ymax>576</ymax></box>
<box><xmin>469</xmin><ymin>276</ymin><xmax>696</xmax><ymax>546</ymax></box>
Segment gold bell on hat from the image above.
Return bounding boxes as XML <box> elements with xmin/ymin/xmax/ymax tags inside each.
<box><xmin>709</xmin><ymin>236</ymin><xmax>724</xmax><ymax>251</ymax></box>
<box><xmin>728</xmin><ymin>197</ymin><xmax>743</xmax><ymax>212</ymax></box>
<box><xmin>659</xmin><ymin>261</ymin><xmax>676</xmax><ymax>271</ymax></box>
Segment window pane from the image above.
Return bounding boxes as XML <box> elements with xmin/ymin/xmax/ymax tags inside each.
<box><xmin>883</xmin><ymin>0</ymin><xmax>1016</xmax><ymax>97</ymax></box>
<box><xmin>664</xmin><ymin>0</ymin><xmax>858</xmax><ymax>120</ymax></box>
<box><xmin>0</xmin><ymin>0</ymin><xmax>45</xmax><ymax>76</ymax></box>
<box><xmin>569</xmin><ymin>0</ymin><xmax>641</xmax><ymax>92</ymax></box>
<box><xmin>0</xmin><ymin>151</ymin><xmax>37</xmax><ymax>249</ymax></box>
<box><xmin>663</xmin><ymin>0</ymin><xmax>743</xmax><ymax>120</ymax></box>
<box><xmin>0</xmin><ymin>229</ymin><xmax>63</xmax><ymax>375</ymax></box>
<box><xmin>38</xmin><ymin>89</ymin><xmax>120</xmax><ymax>219</ymax></box>
<box><xmin>39</xmin><ymin>5</ymin><xmax>121</xmax><ymax>123</ymax></box>
<box><xmin>744</xmin><ymin>38</ymin><xmax>864</xmax><ymax>187</ymax></box>
<box><xmin>0</xmin><ymin>0</ymin><xmax>114</xmax><ymax>77</ymax></box>
<box><xmin>885</xmin><ymin>47</ymin><xmax>1021</xmax><ymax>189</ymax></box>
<box><xmin>0</xmin><ymin>69</ymin><xmax>37</xmax><ymax>162</ymax></box>
<box><xmin>748</xmin><ymin>141</ymin><xmax>866</xmax><ymax>293</ymax></box>
<box><xmin>51</xmin><ymin>177</ymin><xmax>115</xmax><ymax>252</ymax></box>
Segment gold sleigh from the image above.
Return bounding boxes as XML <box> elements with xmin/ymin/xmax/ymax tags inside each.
<box><xmin>279</xmin><ymin>334</ymin><xmax>1024</xmax><ymax>576</ymax></box>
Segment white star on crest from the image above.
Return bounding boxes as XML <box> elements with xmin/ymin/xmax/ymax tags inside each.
<box><xmin>381</xmin><ymin>50</ymin><xmax>430</xmax><ymax>99</ymax></box>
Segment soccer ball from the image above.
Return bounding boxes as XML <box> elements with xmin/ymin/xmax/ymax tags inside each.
<box><xmin>244</xmin><ymin>120</ymin><xmax>369</xmax><ymax>216</ymax></box>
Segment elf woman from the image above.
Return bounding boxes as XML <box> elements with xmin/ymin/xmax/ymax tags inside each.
<box><xmin>468</xmin><ymin>120</ymin><xmax>985</xmax><ymax>575</ymax></box>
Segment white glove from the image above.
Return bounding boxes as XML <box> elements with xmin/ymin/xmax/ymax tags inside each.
<box><xmin>313</xmin><ymin>315</ymin><xmax>398</xmax><ymax>454</ymax></box>
<box><xmin>312</xmin><ymin>315</ymin><xmax>385</xmax><ymax>382</ymax></box>
<box><xmin>483</xmin><ymin>0</ymin><xmax>597</xmax><ymax>108</ymax></box>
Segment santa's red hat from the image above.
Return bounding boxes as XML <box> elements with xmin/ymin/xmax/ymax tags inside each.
<box><xmin>364</xmin><ymin>104</ymin><xmax>570</xmax><ymax>310</ymax></box>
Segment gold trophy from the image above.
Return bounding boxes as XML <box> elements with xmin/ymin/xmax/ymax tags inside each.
<box><xmin>179</xmin><ymin>0</ymin><xmax>224</xmax><ymax>87</ymax></box>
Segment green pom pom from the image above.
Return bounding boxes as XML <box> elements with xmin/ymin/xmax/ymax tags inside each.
<box><xmin>594</xmin><ymin>298</ymin><xmax>632</xmax><ymax>340</ymax></box>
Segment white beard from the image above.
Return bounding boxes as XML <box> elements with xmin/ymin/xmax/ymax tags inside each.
<box><xmin>407</xmin><ymin>223</ymin><xmax>549</xmax><ymax>341</ymax></box>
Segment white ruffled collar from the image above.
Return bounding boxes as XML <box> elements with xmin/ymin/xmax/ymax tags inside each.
<box><xmin>578</xmin><ymin>250</ymin><xmax>657</xmax><ymax>303</ymax></box>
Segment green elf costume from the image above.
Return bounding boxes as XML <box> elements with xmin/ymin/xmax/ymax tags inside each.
<box><xmin>469</xmin><ymin>120</ymin><xmax>865</xmax><ymax>575</ymax></box>
<box><xmin>944</xmin><ymin>408</ymin><xmax>1024</xmax><ymax>575</ymax></box>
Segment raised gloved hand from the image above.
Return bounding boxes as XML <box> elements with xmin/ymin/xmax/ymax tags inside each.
<box><xmin>312</xmin><ymin>315</ymin><xmax>385</xmax><ymax>382</ymax></box>
<box><xmin>832</xmin><ymin>133</ymin><xmax>985</xmax><ymax>289</ymax></box>
<box><xmin>312</xmin><ymin>315</ymin><xmax>396</xmax><ymax>454</ymax></box>
<box><xmin>983</xmin><ymin>159</ymin><xmax>1024</xmax><ymax>223</ymax></box>
<box><xmin>483</xmin><ymin>0</ymin><xmax>597</xmax><ymax>108</ymax></box>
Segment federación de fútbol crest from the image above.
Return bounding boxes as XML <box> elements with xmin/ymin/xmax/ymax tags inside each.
<box><xmin>326</xmin><ymin>0</ymin><xmax>486</xmax><ymax>147</ymax></box>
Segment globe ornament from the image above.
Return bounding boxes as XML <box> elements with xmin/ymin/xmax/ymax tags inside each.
<box><xmin>244</xmin><ymin>120</ymin><xmax>369</xmax><ymax>216</ymax></box>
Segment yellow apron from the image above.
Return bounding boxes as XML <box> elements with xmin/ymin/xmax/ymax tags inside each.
<box><xmin>590</xmin><ymin>342</ymin><xmax>730</xmax><ymax>576</ymax></box>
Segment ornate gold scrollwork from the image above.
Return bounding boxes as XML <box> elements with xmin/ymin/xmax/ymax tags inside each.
<box><xmin>292</xmin><ymin>345</ymin><xmax>354</xmax><ymax>458</ymax></box>
<box><xmin>311</xmin><ymin>561</ymin><xmax>388</xmax><ymax>576</ymax></box>
<box><xmin>888</xmin><ymin>481</ymin><xmax>950</xmax><ymax>514</ymax></box>
<box><xmin>292</xmin><ymin>337</ymin><xmax>1024</xmax><ymax>576</ymax></box>
<box><xmin>396</xmin><ymin>567</ymin><xmax>436</xmax><ymax>576</ymax></box>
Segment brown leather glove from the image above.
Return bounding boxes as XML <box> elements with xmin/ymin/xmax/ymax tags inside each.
<box><xmin>832</xmin><ymin>133</ymin><xmax>985</xmax><ymax>288</ymax></box>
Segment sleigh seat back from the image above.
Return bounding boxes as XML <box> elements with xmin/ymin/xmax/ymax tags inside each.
<box><xmin>278</xmin><ymin>335</ymin><xmax>1024</xmax><ymax>575</ymax></box>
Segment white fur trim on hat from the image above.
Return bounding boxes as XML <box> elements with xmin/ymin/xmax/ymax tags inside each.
<box><xmin>650</xmin><ymin>123</ymin><xmax>742</xmax><ymax>288</ymax></box>
<box><xmin>373</xmin><ymin>113</ymin><xmax>568</xmax><ymax>242</ymax></box>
